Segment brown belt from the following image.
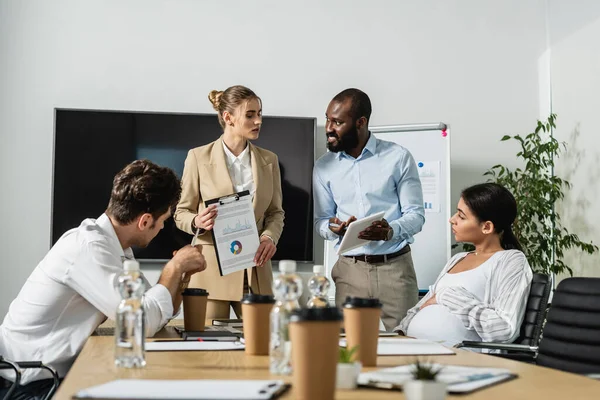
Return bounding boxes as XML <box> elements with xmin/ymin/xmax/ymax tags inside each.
<box><xmin>344</xmin><ymin>245</ymin><xmax>411</xmax><ymax>264</ymax></box>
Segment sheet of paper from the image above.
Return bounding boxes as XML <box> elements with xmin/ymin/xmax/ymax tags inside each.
<box><xmin>339</xmin><ymin>338</ymin><xmax>455</xmax><ymax>355</ymax></box>
<box><xmin>358</xmin><ymin>364</ymin><xmax>515</xmax><ymax>394</ymax></box>
<box><xmin>74</xmin><ymin>379</ymin><xmax>287</xmax><ymax>400</ymax></box>
<box><xmin>146</xmin><ymin>341</ymin><xmax>244</xmax><ymax>351</ymax></box>
<box><xmin>210</xmin><ymin>193</ymin><xmax>260</xmax><ymax>275</ymax></box>
<box><xmin>417</xmin><ymin>160</ymin><xmax>441</xmax><ymax>213</ymax></box>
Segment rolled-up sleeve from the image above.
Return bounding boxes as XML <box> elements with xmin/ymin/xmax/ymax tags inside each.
<box><xmin>65</xmin><ymin>240</ymin><xmax>173</xmax><ymax>337</ymax></box>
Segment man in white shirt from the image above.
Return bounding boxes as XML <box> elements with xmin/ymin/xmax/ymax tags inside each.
<box><xmin>0</xmin><ymin>160</ymin><xmax>206</xmax><ymax>399</ymax></box>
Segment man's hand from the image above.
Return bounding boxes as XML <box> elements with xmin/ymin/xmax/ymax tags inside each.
<box><xmin>254</xmin><ymin>235</ymin><xmax>277</xmax><ymax>267</ymax></box>
<box><xmin>420</xmin><ymin>295</ymin><xmax>437</xmax><ymax>309</ymax></box>
<box><xmin>328</xmin><ymin>216</ymin><xmax>357</xmax><ymax>235</ymax></box>
<box><xmin>358</xmin><ymin>218</ymin><xmax>393</xmax><ymax>241</ymax></box>
<box><xmin>172</xmin><ymin>244</ymin><xmax>206</xmax><ymax>276</ymax></box>
<box><xmin>193</xmin><ymin>204</ymin><xmax>218</xmax><ymax>231</ymax></box>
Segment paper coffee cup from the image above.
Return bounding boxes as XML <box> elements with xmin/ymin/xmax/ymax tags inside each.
<box><xmin>182</xmin><ymin>288</ymin><xmax>209</xmax><ymax>332</ymax></box>
<box><xmin>241</xmin><ymin>293</ymin><xmax>275</xmax><ymax>355</ymax></box>
<box><xmin>342</xmin><ymin>296</ymin><xmax>382</xmax><ymax>367</ymax></box>
<box><xmin>290</xmin><ymin>307</ymin><xmax>343</xmax><ymax>400</ymax></box>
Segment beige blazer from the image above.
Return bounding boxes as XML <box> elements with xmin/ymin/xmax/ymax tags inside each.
<box><xmin>174</xmin><ymin>136</ymin><xmax>285</xmax><ymax>301</ymax></box>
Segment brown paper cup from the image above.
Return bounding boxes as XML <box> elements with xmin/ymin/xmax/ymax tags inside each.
<box><xmin>182</xmin><ymin>288</ymin><xmax>209</xmax><ymax>332</ymax></box>
<box><xmin>343</xmin><ymin>297</ymin><xmax>382</xmax><ymax>367</ymax></box>
<box><xmin>290</xmin><ymin>307</ymin><xmax>343</xmax><ymax>400</ymax></box>
<box><xmin>241</xmin><ymin>294</ymin><xmax>275</xmax><ymax>355</ymax></box>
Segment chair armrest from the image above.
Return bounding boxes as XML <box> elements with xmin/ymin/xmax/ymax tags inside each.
<box><xmin>0</xmin><ymin>357</ymin><xmax>22</xmax><ymax>400</ymax></box>
<box><xmin>455</xmin><ymin>341</ymin><xmax>538</xmax><ymax>353</ymax></box>
<box><xmin>16</xmin><ymin>361</ymin><xmax>43</xmax><ymax>368</ymax></box>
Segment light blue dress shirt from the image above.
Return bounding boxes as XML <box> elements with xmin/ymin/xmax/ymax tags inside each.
<box><xmin>313</xmin><ymin>133</ymin><xmax>425</xmax><ymax>256</ymax></box>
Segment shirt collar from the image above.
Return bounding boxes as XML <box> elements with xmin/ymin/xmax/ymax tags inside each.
<box><xmin>96</xmin><ymin>213</ymin><xmax>135</xmax><ymax>262</ymax></box>
<box><xmin>222</xmin><ymin>141</ymin><xmax>251</xmax><ymax>168</ymax></box>
<box><xmin>336</xmin><ymin>132</ymin><xmax>377</xmax><ymax>160</ymax></box>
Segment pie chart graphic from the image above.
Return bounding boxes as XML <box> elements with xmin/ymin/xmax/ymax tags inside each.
<box><xmin>230</xmin><ymin>240</ymin><xmax>242</xmax><ymax>255</ymax></box>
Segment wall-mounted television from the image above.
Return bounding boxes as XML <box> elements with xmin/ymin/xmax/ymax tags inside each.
<box><xmin>52</xmin><ymin>109</ymin><xmax>315</xmax><ymax>262</ymax></box>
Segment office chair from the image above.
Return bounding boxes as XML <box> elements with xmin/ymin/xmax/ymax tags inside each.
<box><xmin>461</xmin><ymin>277</ymin><xmax>600</xmax><ymax>376</ymax></box>
<box><xmin>0</xmin><ymin>356</ymin><xmax>60</xmax><ymax>400</ymax></box>
<box><xmin>456</xmin><ymin>273</ymin><xmax>552</xmax><ymax>361</ymax></box>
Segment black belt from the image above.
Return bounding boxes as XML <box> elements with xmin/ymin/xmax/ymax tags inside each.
<box><xmin>344</xmin><ymin>245</ymin><xmax>411</xmax><ymax>264</ymax></box>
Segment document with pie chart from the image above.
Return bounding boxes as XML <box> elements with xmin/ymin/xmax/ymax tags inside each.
<box><xmin>205</xmin><ymin>191</ymin><xmax>260</xmax><ymax>276</ymax></box>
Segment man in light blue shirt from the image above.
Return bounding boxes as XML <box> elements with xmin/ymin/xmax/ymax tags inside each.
<box><xmin>313</xmin><ymin>88</ymin><xmax>425</xmax><ymax>330</ymax></box>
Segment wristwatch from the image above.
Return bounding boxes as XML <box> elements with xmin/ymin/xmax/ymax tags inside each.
<box><xmin>385</xmin><ymin>228</ymin><xmax>394</xmax><ymax>241</ymax></box>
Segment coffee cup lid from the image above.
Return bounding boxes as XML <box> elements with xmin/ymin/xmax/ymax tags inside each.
<box><xmin>182</xmin><ymin>288</ymin><xmax>209</xmax><ymax>296</ymax></box>
<box><xmin>241</xmin><ymin>293</ymin><xmax>275</xmax><ymax>304</ymax></box>
<box><xmin>342</xmin><ymin>296</ymin><xmax>382</xmax><ymax>309</ymax></box>
<box><xmin>289</xmin><ymin>307</ymin><xmax>343</xmax><ymax>322</ymax></box>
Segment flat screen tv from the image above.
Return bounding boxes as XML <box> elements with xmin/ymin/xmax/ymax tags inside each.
<box><xmin>52</xmin><ymin>109</ymin><xmax>315</xmax><ymax>262</ymax></box>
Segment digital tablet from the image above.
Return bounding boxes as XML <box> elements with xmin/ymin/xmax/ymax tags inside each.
<box><xmin>336</xmin><ymin>211</ymin><xmax>385</xmax><ymax>255</ymax></box>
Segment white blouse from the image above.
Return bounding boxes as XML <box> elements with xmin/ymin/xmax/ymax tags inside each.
<box><xmin>396</xmin><ymin>250</ymin><xmax>532</xmax><ymax>346</ymax></box>
<box><xmin>222</xmin><ymin>142</ymin><xmax>255</xmax><ymax>196</ymax></box>
<box><xmin>407</xmin><ymin>255</ymin><xmax>492</xmax><ymax>346</ymax></box>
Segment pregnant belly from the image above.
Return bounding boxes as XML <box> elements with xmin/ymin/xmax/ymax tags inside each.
<box><xmin>406</xmin><ymin>305</ymin><xmax>480</xmax><ymax>347</ymax></box>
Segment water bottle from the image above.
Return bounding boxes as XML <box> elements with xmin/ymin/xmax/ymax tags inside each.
<box><xmin>269</xmin><ymin>260</ymin><xmax>303</xmax><ymax>375</ymax></box>
<box><xmin>114</xmin><ymin>260</ymin><xmax>146</xmax><ymax>368</ymax></box>
<box><xmin>306</xmin><ymin>265</ymin><xmax>330</xmax><ymax>308</ymax></box>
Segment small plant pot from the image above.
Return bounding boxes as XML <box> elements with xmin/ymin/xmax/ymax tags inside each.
<box><xmin>336</xmin><ymin>362</ymin><xmax>362</xmax><ymax>389</ymax></box>
<box><xmin>403</xmin><ymin>380</ymin><xmax>447</xmax><ymax>400</ymax></box>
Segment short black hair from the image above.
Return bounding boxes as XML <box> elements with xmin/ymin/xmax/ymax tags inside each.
<box><xmin>332</xmin><ymin>88</ymin><xmax>372</xmax><ymax>123</ymax></box>
<box><xmin>106</xmin><ymin>159</ymin><xmax>181</xmax><ymax>225</ymax></box>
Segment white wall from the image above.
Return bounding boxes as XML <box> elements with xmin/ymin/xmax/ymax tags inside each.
<box><xmin>0</xmin><ymin>0</ymin><xmax>547</xmax><ymax>318</ymax></box>
<box><xmin>547</xmin><ymin>0</ymin><xmax>600</xmax><ymax>280</ymax></box>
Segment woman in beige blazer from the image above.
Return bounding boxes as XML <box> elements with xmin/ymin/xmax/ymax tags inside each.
<box><xmin>174</xmin><ymin>85</ymin><xmax>284</xmax><ymax>319</ymax></box>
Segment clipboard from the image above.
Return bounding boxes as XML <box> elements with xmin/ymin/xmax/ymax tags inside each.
<box><xmin>204</xmin><ymin>191</ymin><xmax>260</xmax><ymax>276</ymax></box>
<box><xmin>73</xmin><ymin>379</ymin><xmax>290</xmax><ymax>400</ymax></box>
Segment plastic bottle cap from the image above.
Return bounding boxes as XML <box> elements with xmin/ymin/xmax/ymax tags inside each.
<box><xmin>123</xmin><ymin>260</ymin><xmax>140</xmax><ymax>272</ymax></box>
<box><xmin>278</xmin><ymin>260</ymin><xmax>297</xmax><ymax>273</ymax></box>
<box><xmin>313</xmin><ymin>265</ymin><xmax>325</xmax><ymax>275</ymax></box>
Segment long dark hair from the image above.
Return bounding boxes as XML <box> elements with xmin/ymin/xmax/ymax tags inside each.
<box><xmin>461</xmin><ymin>183</ymin><xmax>522</xmax><ymax>251</ymax></box>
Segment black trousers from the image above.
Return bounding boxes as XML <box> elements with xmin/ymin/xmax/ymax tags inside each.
<box><xmin>0</xmin><ymin>377</ymin><xmax>56</xmax><ymax>400</ymax></box>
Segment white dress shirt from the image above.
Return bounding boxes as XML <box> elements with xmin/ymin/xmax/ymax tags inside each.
<box><xmin>222</xmin><ymin>141</ymin><xmax>255</xmax><ymax>196</ymax></box>
<box><xmin>0</xmin><ymin>214</ymin><xmax>173</xmax><ymax>383</ymax></box>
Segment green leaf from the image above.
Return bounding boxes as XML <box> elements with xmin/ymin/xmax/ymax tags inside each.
<box><xmin>501</xmin><ymin>135</ymin><xmax>511</xmax><ymax>141</ymax></box>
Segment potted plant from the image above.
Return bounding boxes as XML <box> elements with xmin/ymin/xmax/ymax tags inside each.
<box><xmin>459</xmin><ymin>114</ymin><xmax>598</xmax><ymax>275</ymax></box>
<box><xmin>403</xmin><ymin>360</ymin><xmax>446</xmax><ymax>400</ymax></box>
<box><xmin>336</xmin><ymin>346</ymin><xmax>361</xmax><ymax>389</ymax></box>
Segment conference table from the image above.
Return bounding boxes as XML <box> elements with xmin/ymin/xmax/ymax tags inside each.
<box><xmin>54</xmin><ymin>325</ymin><xmax>600</xmax><ymax>399</ymax></box>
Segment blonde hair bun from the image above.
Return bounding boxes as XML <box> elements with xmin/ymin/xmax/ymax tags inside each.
<box><xmin>208</xmin><ymin>90</ymin><xmax>223</xmax><ymax>111</ymax></box>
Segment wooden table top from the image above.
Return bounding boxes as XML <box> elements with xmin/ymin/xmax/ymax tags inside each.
<box><xmin>55</xmin><ymin>327</ymin><xmax>600</xmax><ymax>399</ymax></box>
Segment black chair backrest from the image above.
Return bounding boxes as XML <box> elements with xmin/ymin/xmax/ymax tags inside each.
<box><xmin>515</xmin><ymin>273</ymin><xmax>552</xmax><ymax>346</ymax></box>
<box><xmin>537</xmin><ymin>277</ymin><xmax>600</xmax><ymax>374</ymax></box>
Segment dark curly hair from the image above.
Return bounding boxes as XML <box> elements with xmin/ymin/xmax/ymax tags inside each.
<box><xmin>106</xmin><ymin>159</ymin><xmax>181</xmax><ymax>225</ymax></box>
